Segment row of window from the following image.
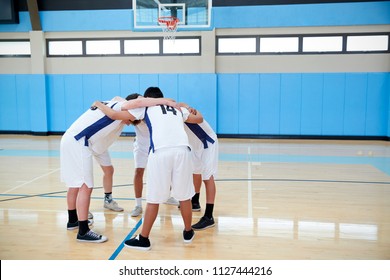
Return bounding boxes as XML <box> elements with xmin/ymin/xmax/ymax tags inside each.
<box><xmin>217</xmin><ymin>33</ymin><xmax>390</xmax><ymax>54</ymax></box>
<box><xmin>0</xmin><ymin>33</ymin><xmax>389</xmax><ymax>57</ymax></box>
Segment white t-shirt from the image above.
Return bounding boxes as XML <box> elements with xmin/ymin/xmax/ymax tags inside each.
<box><xmin>184</xmin><ymin>119</ymin><xmax>217</xmax><ymax>152</ymax></box>
<box><xmin>130</xmin><ymin>105</ymin><xmax>190</xmax><ymax>152</ymax></box>
<box><xmin>66</xmin><ymin>100</ymin><xmax>126</xmax><ymax>154</ymax></box>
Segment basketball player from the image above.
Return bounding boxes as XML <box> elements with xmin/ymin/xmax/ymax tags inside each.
<box><xmin>61</xmin><ymin>95</ymin><xmax>176</xmax><ymax>243</ymax></box>
<box><xmin>180</xmin><ymin>104</ymin><xmax>218</xmax><ymax>230</ymax></box>
<box><xmin>93</xmin><ymin>87</ymin><xmax>203</xmax><ymax>250</ymax></box>
<box><xmin>130</xmin><ymin>89</ymin><xmax>179</xmax><ymax>218</ymax></box>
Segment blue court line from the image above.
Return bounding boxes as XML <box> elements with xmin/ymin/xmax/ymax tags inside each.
<box><xmin>1</xmin><ymin>148</ymin><xmax>389</xmax><ymax>177</ymax></box>
<box><xmin>109</xmin><ymin>218</ymin><xmax>143</xmax><ymax>260</ymax></box>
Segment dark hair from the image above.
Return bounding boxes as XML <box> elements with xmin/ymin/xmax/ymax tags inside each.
<box><xmin>143</xmin><ymin>87</ymin><xmax>164</xmax><ymax>98</ymax></box>
<box><xmin>125</xmin><ymin>93</ymin><xmax>141</xmax><ymax>100</ymax></box>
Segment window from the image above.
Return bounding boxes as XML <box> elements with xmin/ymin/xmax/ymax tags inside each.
<box><xmin>86</xmin><ymin>40</ymin><xmax>121</xmax><ymax>55</ymax></box>
<box><xmin>48</xmin><ymin>41</ymin><xmax>82</xmax><ymax>56</ymax></box>
<box><xmin>217</xmin><ymin>32</ymin><xmax>389</xmax><ymax>55</ymax></box>
<box><xmin>163</xmin><ymin>38</ymin><xmax>200</xmax><ymax>54</ymax></box>
<box><xmin>303</xmin><ymin>36</ymin><xmax>343</xmax><ymax>52</ymax></box>
<box><xmin>218</xmin><ymin>37</ymin><xmax>256</xmax><ymax>54</ymax></box>
<box><xmin>124</xmin><ymin>39</ymin><xmax>159</xmax><ymax>54</ymax></box>
<box><xmin>260</xmin><ymin>37</ymin><xmax>299</xmax><ymax>53</ymax></box>
<box><xmin>46</xmin><ymin>36</ymin><xmax>201</xmax><ymax>57</ymax></box>
<box><xmin>347</xmin><ymin>35</ymin><xmax>389</xmax><ymax>52</ymax></box>
<box><xmin>0</xmin><ymin>41</ymin><xmax>30</xmax><ymax>56</ymax></box>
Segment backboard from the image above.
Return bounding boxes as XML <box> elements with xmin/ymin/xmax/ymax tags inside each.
<box><xmin>133</xmin><ymin>0</ymin><xmax>212</xmax><ymax>30</ymax></box>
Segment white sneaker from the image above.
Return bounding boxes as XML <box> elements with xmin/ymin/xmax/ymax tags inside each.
<box><xmin>131</xmin><ymin>206</ymin><xmax>142</xmax><ymax>217</ymax></box>
<box><xmin>164</xmin><ymin>197</ymin><xmax>179</xmax><ymax>206</ymax></box>
<box><xmin>104</xmin><ymin>200</ymin><xmax>124</xmax><ymax>212</ymax></box>
<box><xmin>88</xmin><ymin>211</ymin><xmax>94</xmax><ymax>220</ymax></box>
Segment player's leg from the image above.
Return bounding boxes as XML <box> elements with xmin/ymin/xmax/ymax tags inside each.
<box><xmin>191</xmin><ymin>173</ymin><xmax>202</xmax><ymax>211</ymax></box>
<box><xmin>100</xmin><ymin>164</ymin><xmax>124</xmax><ymax>212</ymax></box>
<box><xmin>76</xmin><ymin>183</ymin><xmax>108</xmax><ymax>243</ymax></box>
<box><xmin>95</xmin><ymin>151</ymin><xmax>124</xmax><ymax>212</ymax></box>
<box><xmin>131</xmin><ymin>167</ymin><xmax>145</xmax><ymax>217</ymax></box>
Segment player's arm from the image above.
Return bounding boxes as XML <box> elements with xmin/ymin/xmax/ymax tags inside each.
<box><xmin>121</xmin><ymin>97</ymin><xmax>180</xmax><ymax>111</ymax></box>
<box><xmin>183</xmin><ymin>107</ymin><xmax>203</xmax><ymax>124</ymax></box>
<box><xmin>92</xmin><ymin>101</ymin><xmax>136</xmax><ymax>121</ymax></box>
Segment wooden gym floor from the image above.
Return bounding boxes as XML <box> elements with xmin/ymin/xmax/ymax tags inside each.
<box><xmin>0</xmin><ymin>135</ymin><xmax>389</xmax><ymax>260</ymax></box>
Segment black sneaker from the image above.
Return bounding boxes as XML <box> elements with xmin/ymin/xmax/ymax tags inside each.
<box><xmin>67</xmin><ymin>219</ymin><xmax>94</xmax><ymax>230</ymax></box>
<box><xmin>124</xmin><ymin>234</ymin><xmax>151</xmax><ymax>251</ymax></box>
<box><xmin>177</xmin><ymin>203</ymin><xmax>201</xmax><ymax>212</ymax></box>
<box><xmin>192</xmin><ymin>216</ymin><xmax>215</xmax><ymax>230</ymax></box>
<box><xmin>192</xmin><ymin>202</ymin><xmax>201</xmax><ymax>212</ymax></box>
<box><xmin>183</xmin><ymin>229</ymin><xmax>195</xmax><ymax>243</ymax></box>
<box><xmin>77</xmin><ymin>230</ymin><xmax>108</xmax><ymax>243</ymax></box>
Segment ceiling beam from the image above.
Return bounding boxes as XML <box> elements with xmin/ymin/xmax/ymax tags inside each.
<box><xmin>27</xmin><ymin>0</ymin><xmax>42</xmax><ymax>31</ymax></box>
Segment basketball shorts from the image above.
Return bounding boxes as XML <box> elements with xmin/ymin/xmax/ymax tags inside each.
<box><xmin>60</xmin><ymin>132</ymin><xmax>95</xmax><ymax>188</ymax></box>
<box><xmin>133</xmin><ymin>140</ymin><xmax>149</xmax><ymax>168</ymax></box>
<box><xmin>146</xmin><ymin>146</ymin><xmax>195</xmax><ymax>203</ymax></box>
<box><xmin>192</xmin><ymin>140</ymin><xmax>218</xmax><ymax>180</ymax></box>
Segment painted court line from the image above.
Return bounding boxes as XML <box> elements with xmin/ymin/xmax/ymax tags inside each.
<box><xmin>108</xmin><ymin>218</ymin><xmax>143</xmax><ymax>260</ymax></box>
<box><xmin>2</xmin><ymin>168</ymin><xmax>60</xmax><ymax>194</ymax></box>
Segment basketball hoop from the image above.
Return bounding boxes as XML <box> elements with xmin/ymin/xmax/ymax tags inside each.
<box><xmin>158</xmin><ymin>16</ymin><xmax>179</xmax><ymax>41</ymax></box>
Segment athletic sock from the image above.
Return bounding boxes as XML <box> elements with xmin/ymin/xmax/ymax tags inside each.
<box><xmin>68</xmin><ymin>209</ymin><xmax>78</xmax><ymax>223</ymax></box>
<box><xmin>78</xmin><ymin>220</ymin><xmax>90</xmax><ymax>236</ymax></box>
<box><xmin>136</xmin><ymin>197</ymin><xmax>142</xmax><ymax>207</ymax></box>
<box><xmin>104</xmin><ymin>192</ymin><xmax>112</xmax><ymax>203</ymax></box>
<box><xmin>191</xmin><ymin>193</ymin><xmax>200</xmax><ymax>204</ymax></box>
<box><xmin>205</xmin><ymin>203</ymin><xmax>214</xmax><ymax>219</ymax></box>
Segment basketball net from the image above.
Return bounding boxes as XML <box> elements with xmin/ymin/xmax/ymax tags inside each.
<box><xmin>158</xmin><ymin>16</ymin><xmax>179</xmax><ymax>41</ymax></box>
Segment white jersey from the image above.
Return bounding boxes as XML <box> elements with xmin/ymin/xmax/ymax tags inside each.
<box><xmin>130</xmin><ymin>105</ymin><xmax>190</xmax><ymax>152</ymax></box>
<box><xmin>65</xmin><ymin>100</ymin><xmax>124</xmax><ymax>155</ymax></box>
<box><xmin>184</xmin><ymin>120</ymin><xmax>217</xmax><ymax>152</ymax></box>
<box><xmin>133</xmin><ymin>121</ymin><xmax>150</xmax><ymax>153</ymax></box>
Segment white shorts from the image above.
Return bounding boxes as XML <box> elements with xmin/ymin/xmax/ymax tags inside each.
<box><xmin>133</xmin><ymin>140</ymin><xmax>149</xmax><ymax>168</ymax></box>
<box><xmin>93</xmin><ymin>150</ymin><xmax>112</xmax><ymax>167</ymax></box>
<box><xmin>60</xmin><ymin>133</ymin><xmax>112</xmax><ymax>188</ymax></box>
<box><xmin>60</xmin><ymin>132</ymin><xmax>94</xmax><ymax>188</ymax></box>
<box><xmin>192</xmin><ymin>140</ymin><xmax>218</xmax><ymax>180</ymax></box>
<box><xmin>146</xmin><ymin>146</ymin><xmax>195</xmax><ymax>203</ymax></box>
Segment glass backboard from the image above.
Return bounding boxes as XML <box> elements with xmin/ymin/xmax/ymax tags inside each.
<box><xmin>133</xmin><ymin>0</ymin><xmax>212</xmax><ymax>30</ymax></box>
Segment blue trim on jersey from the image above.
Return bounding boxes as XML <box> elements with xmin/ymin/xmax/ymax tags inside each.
<box><xmin>185</xmin><ymin>123</ymin><xmax>215</xmax><ymax>149</ymax></box>
<box><xmin>144</xmin><ymin>108</ymin><xmax>155</xmax><ymax>153</ymax></box>
<box><xmin>74</xmin><ymin>102</ymin><xmax>117</xmax><ymax>146</ymax></box>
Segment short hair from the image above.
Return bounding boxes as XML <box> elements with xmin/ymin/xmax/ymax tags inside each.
<box><xmin>125</xmin><ymin>93</ymin><xmax>141</xmax><ymax>100</ymax></box>
<box><xmin>143</xmin><ymin>87</ymin><xmax>164</xmax><ymax>98</ymax></box>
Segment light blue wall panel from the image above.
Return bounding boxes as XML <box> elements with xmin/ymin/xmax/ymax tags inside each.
<box><xmin>301</xmin><ymin>74</ymin><xmax>323</xmax><ymax>135</ymax></box>
<box><xmin>63</xmin><ymin>75</ymin><xmax>84</xmax><ymax>128</ymax></box>
<box><xmin>101</xmin><ymin>75</ymin><xmax>120</xmax><ymax>101</ymax></box>
<box><xmin>15</xmin><ymin>75</ymin><xmax>31</xmax><ymax>131</ymax></box>
<box><xmin>238</xmin><ymin>74</ymin><xmax>260</xmax><ymax>134</ymax></box>
<box><xmin>40</xmin><ymin>10</ymin><xmax>133</xmax><ymax>32</ymax></box>
<box><xmin>217</xmin><ymin>74</ymin><xmax>240</xmax><ymax>134</ymax></box>
<box><xmin>29</xmin><ymin>75</ymin><xmax>47</xmax><ymax>133</ymax></box>
<box><xmin>46</xmin><ymin>75</ymin><xmax>65</xmax><ymax>131</ymax></box>
<box><xmin>177</xmin><ymin>74</ymin><xmax>217</xmax><ymax>131</ymax></box>
<box><xmin>365</xmin><ymin>73</ymin><xmax>388</xmax><ymax>136</ymax></box>
<box><xmin>0</xmin><ymin>75</ymin><xmax>18</xmax><ymax>130</ymax></box>
<box><xmin>139</xmin><ymin>75</ymin><xmax>159</xmax><ymax>95</ymax></box>
<box><xmin>259</xmin><ymin>74</ymin><xmax>281</xmax><ymax>135</ymax></box>
<box><xmin>120</xmin><ymin>74</ymin><xmax>140</xmax><ymax>97</ymax></box>
<box><xmin>322</xmin><ymin>74</ymin><xmax>345</xmax><ymax>135</ymax></box>
<box><xmin>1</xmin><ymin>2</ymin><xmax>388</xmax><ymax>32</ymax></box>
<box><xmin>344</xmin><ymin>74</ymin><xmax>367</xmax><ymax>136</ymax></box>
<box><xmin>280</xmin><ymin>74</ymin><xmax>302</xmax><ymax>135</ymax></box>
<box><xmin>213</xmin><ymin>1</ymin><xmax>390</xmax><ymax>28</ymax></box>
<box><xmin>158</xmin><ymin>74</ymin><xmax>179</xmax><ymax>101</ymax></box>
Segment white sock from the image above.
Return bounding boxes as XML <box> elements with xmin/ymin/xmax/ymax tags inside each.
<box><xmin>136</xmin><ymin>197</ymin><xmax>142</xmax><ymax>207</ymax></box>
